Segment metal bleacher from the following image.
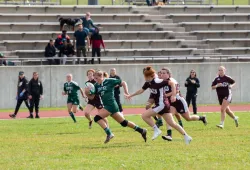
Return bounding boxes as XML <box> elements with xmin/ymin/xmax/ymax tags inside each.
<box><xmin>0</xmin><ymin>5</ymin><xmax>250</xmax><ymax>65</ymax></box>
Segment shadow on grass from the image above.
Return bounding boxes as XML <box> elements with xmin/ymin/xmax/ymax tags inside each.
<box><xmin>38</xmin><ymin>132</ymin><xmax>83</xmax><ymax>135</ymax></box>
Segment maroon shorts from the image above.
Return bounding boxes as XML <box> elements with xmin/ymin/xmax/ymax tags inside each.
<box><xmin>88</xmin><ymin>96</ymin><xmax>103</xmax><ymax>110</ymax></box>
<box><xmin>218</xmin><ymin>94</ymin><xmax>232</xmax><ymax>105</ymax></box>
<box><xmin>152</xmin><ymin>105</ymin><xmax>170</xmax><ymax>115</ymax></box>
<box><xmin>170</xmin><ymin>95</ymin><xmax>188</xmax><ymax>114</ymax></box>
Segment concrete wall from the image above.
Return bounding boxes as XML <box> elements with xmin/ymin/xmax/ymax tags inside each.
<box><xmin>0</xmin><ymin>63</ymin><xmax>249</xmax><ymax>109</ymax></box>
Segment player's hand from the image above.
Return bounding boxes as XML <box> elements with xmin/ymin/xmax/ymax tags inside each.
<box><xmin>40</xmin><ymin>95</ymin><xmax>44</xmax><ymax>100</ymax></box>
<box><xmin>191</xmin><ymin>80</ymin><xmax>196</xmax><ymax>84</ymax></box>
<box><xmin>124</xmin><ymin>94</ymin><xmax>132</xmax><ymax>100</ymax></box>
<box><xmin>28</xmin><ymin>95</ymin><xmax>32</xmax><ymax>99</ymax></box>
<box><xmin>62</xmin><ymin>91</ymin><xmax>66</xmax><ymax>95</ymax></box>
<box><xmin>170</xmin><ymin>95</ymin><xmax>176</xmax><ymax>103</ymax></box>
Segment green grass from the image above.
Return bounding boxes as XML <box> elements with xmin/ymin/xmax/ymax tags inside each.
<box><xmin>0</xmin><ymin>113</ymin><xmax>250</xmax><ymax>169</ymax></box>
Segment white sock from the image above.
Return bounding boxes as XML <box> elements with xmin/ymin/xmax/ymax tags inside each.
<box><xmin>120</xmin><ymin>112</ymin><xmax>123</xmax><ymax>115</ymax></box>
<box><xmin>153</xmin><ymin>125</ymin><xmax>158</xmax><ymax>130</ymax></box>
<box><xmin>220</xmin><ymin>121</ymin><xmax>224</xmax><ymax>126</ymax></box>
<box><xmin>234</xmin><ymin>116</ymin><xmax>237</xmax><ymax>120</ymax></box>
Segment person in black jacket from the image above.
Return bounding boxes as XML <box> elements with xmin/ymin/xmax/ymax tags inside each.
<box><xmin>110</xmin><ymin>68</ymin><xmax>123</xmax><ymax>115</ymax></box>
<box><xmin>59</xmin><ymin>39</ymin><xmax>76</xmax><ymax>65</ymax></box>
<box><xmin>185</xmin><ymin>70</ymin><xmax>200</xmax><ymax>114</ymax></box>
<box><xmin>9</xmin><ymin>71</ymin><xmax>30</xmax><ymax>118</ymax></box>
<box><xmin>27</xmin><ymin>72</ymin><xmax>43</xmax><ymax>119</ymax></box>
<box><xmin>45</xmin><ymin>39</ymin><xmax>58</xmax><ymax>65</ymax></box>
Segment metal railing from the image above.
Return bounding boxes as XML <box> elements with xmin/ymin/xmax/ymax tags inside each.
<box><xmin>0</xmin><ymin>0</ymin><xmax>250</xmax><ymax>5</ymax></box>
<box><xmin>1</xmin><ymin>56</ymin><xmax>250</xmax><ymax>66</ymax></box>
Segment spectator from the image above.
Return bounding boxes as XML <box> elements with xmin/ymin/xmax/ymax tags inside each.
<box><xmin>45</xmin><ymin>39</ymin><xmax>58</xmax><ymax>65</ymax></box>
<box><xmin>80</xmin><ymin>12</ymin><xmax>98</xmax><ymax>33</ymax></box>
<box><xmin>0</xmin><ymin>52</ymin><xmax>7</xmax><ymax>66</ymax></box>
<box><xmin>9</xmin><ymin>71</ymin><xmax>30</xmax><ymax>119</ymax></box>
<box><xmin>90</xmin><ymin>29</ymin><xmax>105</xmax><ymax>64</ymax></box>
<box><xmin>59</xmin><ymin>39</ymin><xmax>76</xmax><ymax>65</ymax></box>
<box><xmin>185</xmin><ymin>70</ymin><xmax>200</xmax><ymax>115</ymax></box>
<box><xmin>74</xmin><ymin>24</ymin><xmax>90</xmax><ymax>64</ymax></box>
<box><xmin>146</xmin><ymin>0</ymin><xmax>156</xmax><ymax>6</ymax></box>
<box><xmin>28</xmin><ymin>72</ymin><xmax>43</xmax><ymax>119</ymax></box>
<box><xmin>54</xmin><ymin>30</ymin><xmax>70</xmax><ymax>50</ymax></box>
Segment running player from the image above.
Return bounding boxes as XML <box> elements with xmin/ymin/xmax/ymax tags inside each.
<box><xmin>126</xmin><ymin>66</ymin><xmax>192</xmax><ymax>144</ymax></box>
<box><xmin>84</xmin><ymin>70</ymin><xmax>147</xmax><ymax>144</ymax></box>
<box><xmin>211</xmin><ymin>66</ymin><xmax>239</xmax><ymax>129</ymax></box>
<box><xmin>62</xmin><ymin>74</ymin><xmax>84</xmax><ymax>123</ymax></box>
<box><xmin>83</xmin><ymin>69</ymin><xmax>109</xmax><ymax>129</ymax></box>
<box><xmin>165</xmin><ymin>68</ymin><xmax>207</xmax><ymax>126</ymax></box>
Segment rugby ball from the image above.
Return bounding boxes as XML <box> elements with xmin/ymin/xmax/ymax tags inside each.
<box><xmin>85</xmin><ymin>82</ymin><xmax>95</xmax><ymax>94</ymax></box>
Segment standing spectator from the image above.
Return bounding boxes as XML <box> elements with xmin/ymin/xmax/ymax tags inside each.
<box><xmin>54</xmin><ymin>30</ymin><xmax>70</xmax><ymax>50</ymax></box>
<box><xmin>59</xmin><ymin>39</ymin><xmax>76</xmax><ymax>65</ymax></box>
<box><xmin>27</xmin><ymin>72</ymin><xmax>43</xmax><ymax>119</ymax></box>
<box><xmin>0</xmin><ymin>52</ymin><xmax>7</xmax><ymax>66</ymax></box>
<box><xmin>184</xmin><ymin>70</ymin><xmax>200</xmax><ymax>114</ymax></box>
<box><xmin>45</xmin><ymin>39</ymin><xmax>58</xmax><ymax>65</ymax></box>
<box><xmin>110</xmin><ymin>68</ymin><xmax>123</xmax><ymax>115</ymax></box>
<box><xmin>90</xmin><ymin>29</ymin><xmax>105</xmax><ymax>64</ymax></box>
<box><xmin>9</xmin><ymin>71</ymin><xmax>30</xmax><ymax>119</ymax></box>
<box><xmin>80</xmin><ymin>12</ymin><xmax>98</xmax><ymax>33</ymax></box>
<box><xmin>74</xmin><ymin>24</ymin><xmax>90</xmax><ymax>64</ymax></box>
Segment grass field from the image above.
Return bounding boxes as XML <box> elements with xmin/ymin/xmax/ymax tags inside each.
<box><xmin>0</xmin><ymin>112</ymin><xmax>250</xmax><ymax>170</ymax></box>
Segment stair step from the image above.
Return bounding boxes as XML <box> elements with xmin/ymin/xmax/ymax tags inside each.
<box><xmin>144</xmin><ymin>19</ymin><xmax>173</xmax><ymax>23</ymax></box>
<box><xmin>174</xmin><ymin>36</ymin><xmax>197</xmax><ymax>40</ymax></box>
<box><xmin>160</xmin><ymin>27</ymin><xmax>185</xmax><ymax>32</ymax></box>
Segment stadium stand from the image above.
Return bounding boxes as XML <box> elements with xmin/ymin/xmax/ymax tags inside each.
<box><xmin>0</xmin><ymin>5</ymin><xmax>250</xmax><ymax>65</ymax></box>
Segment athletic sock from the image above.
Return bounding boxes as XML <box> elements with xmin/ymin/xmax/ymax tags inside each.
<box><xmin>153</xmin><ymin>116</ymin><xmax>158</xmax><ymax>121</ymax></box>
<box><xmin>178</xmin><ymin>120</ymin><xmax>183</xmax><ymax>127</ymax></box>
<box><xmin>167</xmin><ymin>129</ymin><xmax>172</xmax><ymax>137</ymax></box>
<box><xmin>69</xmin><ymin>112</ymin><xmax>77</xmax><ymax>122</ymax></box>
<box><xmin>153</xmin><ymin>125</ymin><xmax>159</xmax><ymax>130</ymax></box>
<box><xmin>134</xmin><ymin>125</ymin><xmax>143</xmax><ymax>133</ymax></box>
<box><xmin>199</xmin><ymin>116</ymin><xmax>204</xmax><ymax>121</ymax></box>
<box><xmin>220</xmin><ymin>121</ymin><xmax>224</xmax><ymax>126</ymax></box>
<box><xmin>157</xmin><ymin>118</ymin><xmax>163</xmax><ymax>124</ymax></box>
<box><xmin>104</xmin><ymin>127</ymin><xmax>112</xmax><ymax>136</ymax></box>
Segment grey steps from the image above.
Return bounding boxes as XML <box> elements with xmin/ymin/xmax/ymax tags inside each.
<box><xmin>174</xmin><ymin>35</ymin><xmax>197</xmax><ymax>40</ymax></box>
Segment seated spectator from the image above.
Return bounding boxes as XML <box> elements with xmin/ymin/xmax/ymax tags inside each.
<box><xmin>45</xmin><ymin>39</ymin><xmax>58</xmax><ymax>65</ymax></box>
<box><xmin>59</xmin><ymin>39</ymin><xmax>76</xmax><ymax>65</ymax></box>
<box><xmin>0</xmin><ymin>52</ymin><xmax>7</xmax><ymax>66</ymax></box>
<box><xmin>80</xmin><ymin>12</ymin><xmax>98</xmax><ymax>34</ymax></box>
<box><xmin>54</xmin><ymin>30</ymin><xmax>70</xmax><ymax>50</ymax></box>
<box><xmin>90</xmin><ymin>29</ymin><xmax>105</xmax><ymax>64</ymax></box>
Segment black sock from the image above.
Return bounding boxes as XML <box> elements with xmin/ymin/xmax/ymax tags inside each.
<box><xmin>167</xmin><ymin>129</ymin><xmax>172</xmax><ymax>137</ymax></box>
<box><xmin>199</xmin><ymin>116</ymin><xmax>204</xmax><ymax>121</ymax></box>
<box><xmin>153</xmin><ymin>116</ymin><xmax>158</xmax><ymax>121</ymax></box>
<box><xmin>69</xmin><ymin>112</ymin><xmax>77</xmax><ymax>122</ymax></box>
<box><xmin>134</xmin><ymin>125</ymin><xmax>143</xmax><ymax>134</ymax></box>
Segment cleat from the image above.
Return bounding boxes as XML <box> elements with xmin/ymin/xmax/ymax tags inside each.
<box><xmin>9</xmin><ymin>114</ymin><xmax>16</xmax><ymax>119</ymax></box>
<box><xmin>201</xmin><ymin>116</ymin><xmax>207</xmax><ymax>126</ymax></box>
<box><xmin>27</xmin><ymin>115</ymin><xmax>33</xmax><ymax>119</ymax></box>
<box><xmin>104</xmin><ymin>134</ymin><xmax>114</xmax><ymax>144</ymax></box>
<box><xmin>234</xmin><ymin>116</ymin><xmax>239</xmax><ymax>127</ymax></box>
<box><xmin>141</xmin><ymin>129</ymin><xmax>147</xmax><ymax>142</ymax></box>
<box><xmin>79</xmin><ymin>105</ymin><xmax>83</xmax><ymax>111</ymax></box>
<box><xmin>216</xmin><ymin>124</ymin><xmax>224</xmax><ymax>129</ymax></box>
<box><xmin>162</xmin><ymin>135</ymin><xmax>173</xmax><ymax>141</ymax></box>
<box><xmin>184</xmin><ymin>135</ymin><xmax>192</xmax><ymax>145</ymax></box>
<box><xmin>89</xmin><ymin>120</ymin><xmax>93</xmax><ymax>129</ymax></box>
<box><xmin>35</xmin><ymin>115</ymin><xmax>40</xmax><ymax>119</ymax></box>
<box><xmin>152</xmin><ymin>128</ymin><xmax>162</xmax><ymax>140</ymax></box>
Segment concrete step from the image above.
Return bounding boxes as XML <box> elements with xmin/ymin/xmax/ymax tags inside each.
<box><xmin>144</xmin><ymin>19</ymin><xmax>173</xmax><ymax>23</ymax></box>
<box><xmin>174</xmin><ymin>35</ymin><xmax>197</xmax><ymax>40</ymax></box>
<box><xmin>0</xmin><ymin>46</ymin><xmax>6</xmax><ymax>51</ymax></box>
<box><xmin>192</xmin><ymin>49</ymin><xmax>215</xmax><ymax>55</ymax></box>
<box><xmin>182</xmin><ymin>44</ymin><xmax>210</xmax><ymax>49</ymax></box>
<box><xmin>160</xmin><ymin>27</ymin><xmax>185</xmax><ymax>32</ymax></box>
<box><xmin>1</xmin><ymin>51</ymin><xmax>16</xmax><ymax>56</ymax></box>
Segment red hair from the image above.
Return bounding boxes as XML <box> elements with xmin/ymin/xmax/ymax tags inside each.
<box><xmin>143</xmin><ymin>66</ymin><xmax>156</xmax><ymax>77</ymax></box>
<box><xmin>87</xmin><ymin>69</ymin><xmax>95</xmax><ymax>76</ymax></box>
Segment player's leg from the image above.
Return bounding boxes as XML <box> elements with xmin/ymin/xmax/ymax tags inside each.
<box><xmin>114</xmin><ymin>93</ymin><xmax>123</xmax><ymax>115</ymax></box>
<box><xmin>83</xmin><ymin>104</ymin><xmax>95</xmax><ymax>128</ymax></box>
<box><xmin>10</xmin><ymin>99</ymin><xmax>24</xmax><ymax>118</ymax></box>
<box><xmin>161</xmin><ymin>111</ymin><xmax>192</xmax><ymax>144</ymax></box>
<box><xmin>175</xmin><ymin>113</ymin><xmax>183</xmax><ymax>127</ymax></box>
<box><xmin>67</xmin><ymin>103</ymin><xmax>76</xmax><ymax>123</ymax></box>
<box><xmin>217</xmin><ymin>99</ymin><xmax>230</xmax><ymax>128</ymax></box>
<box><xmin>111</xmin><ymin>112</ymin><xmax>147</xmax><ymax>142</ymax></box>
<box><xmin>141</xmin><ymin>108</ymin><xmax>162</xmax><ymax>140</ymax></box>
<box><xmin>93</xmin><ymin>108</ymin><xmax>113</xmax><ymax>143</ymax></box>
<box><xmin>226</xmin><ymin>106</ymin><xmax>239</xmax><ymax>127</ymax></box>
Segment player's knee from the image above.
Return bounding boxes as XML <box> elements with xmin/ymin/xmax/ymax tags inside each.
<box><xmin>94</xmin><ymin>115</ymin><xmax>102</xmax><ymax>123</ymax></box>
<box><xmin>120</xmin><ymin>120</ymin><xmax>128</xmax><ymax>127</ymax></box>
<box><xmin>84</xmin><ymin>112</ymin><xmax>90</xmax><ymax>116</ymax></box>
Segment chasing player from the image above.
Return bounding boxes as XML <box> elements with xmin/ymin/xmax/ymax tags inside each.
<box><xmin>126</xmin><ymin>66</ymin><xmax>192</xmax><ymax>144</ymax></box>
<box><xmin>62</xmin><ymin>74</ymin><xmax>84</xmax><ymax>123</ymax></box>
<box><xmin>85</xmin><ymin>70</ymin><xmax>147</xmax><ymax>144</ymax></box>
<box><xmin>211</xmin><ymin>66</ymin><xmax>239</xmax><ymax>129</ymax></box>
<box><xmin>83</xmin><ymin>69</ymin><xmax>109</xmax><ymax>129</ymax></box>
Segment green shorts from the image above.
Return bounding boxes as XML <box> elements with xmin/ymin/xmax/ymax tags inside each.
<box><xmin>67</xmin><ymin>96</ymin><xmax>79</xmax><ymax>105</ymax></box>
<box><xmin>104</xmin><ymin>102</ymin><xmax>119</xmax><ymax>115</ymax></box>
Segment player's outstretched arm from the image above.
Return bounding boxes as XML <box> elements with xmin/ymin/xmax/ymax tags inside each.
<box><xmin>169</xmin><ymin>81</ymin><xmax>176</xmax><ymax>103</ymax></box>
<box><xmin>126</xmin><ymin>89</ymin><xmax>145</xmax><ymax>100</ymax></box>
<box><xmin>121</xmin><ymin>81</ymin><xmax>129</xmax><ymax>95</ymax></box>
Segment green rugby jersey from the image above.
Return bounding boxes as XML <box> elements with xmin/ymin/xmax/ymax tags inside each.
<box><xmin>63</xmin><ymin>81</ymin><xmax>80</xmax><ymax>98</ymax></box>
